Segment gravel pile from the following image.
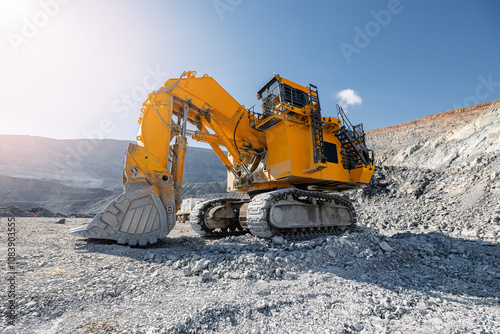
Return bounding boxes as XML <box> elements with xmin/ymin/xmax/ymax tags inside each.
<box><xmin>0</xmin><ymin>215</ymin><xmax>498</xmax><ymax>333</ymax></box>
<box><xmin>1</xmin><ymin>157</ymin><xmax>499</xmax><ymax>333</ymax></box>
<box><xmin>352</xmin><ymin>150</ymin><xmax>500</xmax><ymax>242</ymax></box>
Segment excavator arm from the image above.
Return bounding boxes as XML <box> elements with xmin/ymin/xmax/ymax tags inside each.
<box><xmin>69</xmin><ymin>71</ymin><xmax>265</xmax><ymax>245</ymax></box>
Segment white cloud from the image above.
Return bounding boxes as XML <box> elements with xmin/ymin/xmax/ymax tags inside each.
<box><xmin>336</xmin><ymin>89</ymin><xmax>362</xmax><ymax>107</ymax></box>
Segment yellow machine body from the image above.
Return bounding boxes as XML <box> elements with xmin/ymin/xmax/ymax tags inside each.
<box><xmin>70</xmin><ymin>71</ymin><xmax>375</xmax><ymax>245</ymax></box>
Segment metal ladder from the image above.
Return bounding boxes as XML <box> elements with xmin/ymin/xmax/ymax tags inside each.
<box><xmin>335</xmin><ymin>105</ymin><xmax>371</xmax><ymax>169</ymax></box>
<box><xmin>309</xmin><ymin>84</ymin><xmax>326</xmax><ymax>164</ymax></box>
<box><xmin>336</xmin><ymin>127</ymin><xmax>363</xmax><ymax>169</ymax></box>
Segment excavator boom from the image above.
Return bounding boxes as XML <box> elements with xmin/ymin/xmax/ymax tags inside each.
<box><xmin>70</xmin><ymin>71</ymin><xmax>375</xmax><ymax>245</ymax></box>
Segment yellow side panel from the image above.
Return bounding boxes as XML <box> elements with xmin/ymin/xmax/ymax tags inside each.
<box><xmin>266</xmin><ymin>122</ymin><xmax>291</xmax><ymax>178</ymax></box>
<box><xmin>266</xmin><ymin>120</ymin><xmax>352</xmax><ymax>185</ymax></box>
<box><xmin>286</xmin><ymin>122</ymin><xmax>314</xmax><ymax>173</ymax></box>
<box><xmin>350</xmin><ymin>166</ymin><xmax>374</xmax><ymax>184</ymax></box>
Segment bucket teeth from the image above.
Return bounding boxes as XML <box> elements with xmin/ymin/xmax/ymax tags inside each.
<box><xmin>68</xmin><ymin>186</ymin><xmax>175</xmax><ymax>246</ymax></box>
<box><xmin>68</xmin><ymin>226</ymin><xmax>91</xmax><ymax>237</ymax></box>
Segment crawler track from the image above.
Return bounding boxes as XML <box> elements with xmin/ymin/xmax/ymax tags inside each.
<box><xmin>190</xmin><ymin>199</ymin><xmax>248</xmax><ymax>237</ymax></box>
<box><xmin>246</xmin><ymin>188</ymin><xmax>356</xmax><ymax>239</ymax></box>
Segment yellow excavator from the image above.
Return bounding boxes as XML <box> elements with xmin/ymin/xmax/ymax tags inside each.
<box><xmin>69</xmin><ymin>71</ymin><xmax>375</xmax><ymax>246</ymax></box>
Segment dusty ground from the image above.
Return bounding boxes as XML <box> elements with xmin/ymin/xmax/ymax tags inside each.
<box><xmin>0</xmin><ymin>217</ymin><xmax>498</xmax><ymax>334</ymax></box>
<box><xmin>1</xmin><ymin>103</ymin><xmax>499</xmax><ymax>333</ymax></box>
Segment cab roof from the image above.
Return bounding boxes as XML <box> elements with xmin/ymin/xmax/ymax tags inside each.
<box><xmin>257</xmin><ymin>75</ymin><xmax>311</xmax><ymax>99</ymax></box>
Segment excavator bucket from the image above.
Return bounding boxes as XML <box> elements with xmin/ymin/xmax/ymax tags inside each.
<box><xmin>69</xmin><ymin>143</ymin><xmax>177</xmax><ymax>246</ymax></box>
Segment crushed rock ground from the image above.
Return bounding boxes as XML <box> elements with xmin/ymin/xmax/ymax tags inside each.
<box><xmin>1</xmin><ymin>106</ymin><xmax>499</xmax><ymax>333</ymax></box>
<box><xmin>0</xmin><ymin>212</ymin><xmax>498</xmax><ymax>333</ymax></box>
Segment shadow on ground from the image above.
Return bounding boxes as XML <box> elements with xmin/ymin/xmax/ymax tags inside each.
<box><xmin>73</xmin><ymin>229</ymin><xmax>500</xmax><ymax>302</ymax></box>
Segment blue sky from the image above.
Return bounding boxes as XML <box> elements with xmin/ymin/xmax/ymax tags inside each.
<box><xmin>0</xmin><ymin>0</ymin><xmax>499</xmax><ymax>143</ymax></box>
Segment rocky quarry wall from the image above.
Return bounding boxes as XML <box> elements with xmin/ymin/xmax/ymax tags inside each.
<box><xmin>359</xmin><ymin>99</ymin><xmax>500</xmax><ymax>242</ymax></box>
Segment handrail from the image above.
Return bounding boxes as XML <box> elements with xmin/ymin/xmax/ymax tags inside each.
<box><xmin>336</xmin><ymin>104</ymin><xmax>354</xmax><ymax>130</ymax></box>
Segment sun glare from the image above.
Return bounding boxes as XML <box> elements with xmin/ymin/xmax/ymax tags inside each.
<box><xmin>0</xmin><ymin>1</ymin><xmax>36</xmax><ymax>30</ymax></box>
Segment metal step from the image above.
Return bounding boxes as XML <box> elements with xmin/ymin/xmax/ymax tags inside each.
<box><xmin>309</xmin><ymin>84</ymin><xmax>326</xmax><ymax>164</ymax></box>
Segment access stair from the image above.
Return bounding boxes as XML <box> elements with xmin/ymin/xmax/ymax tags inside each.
<box><xmin>309</xmin><ymin>84</ymin><xmax>326</xmax><ymax>164</ymax></box>
<box><xmin>335</xmin><ymin>105</ymin><xmax>373</xmax><ymax>170</ymax></box>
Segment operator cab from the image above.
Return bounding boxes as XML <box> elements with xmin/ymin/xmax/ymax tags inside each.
<box><xmin>257</xmin><ymin>76</ymin><xmax>310</xmax><ymax>116</ymax></box>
